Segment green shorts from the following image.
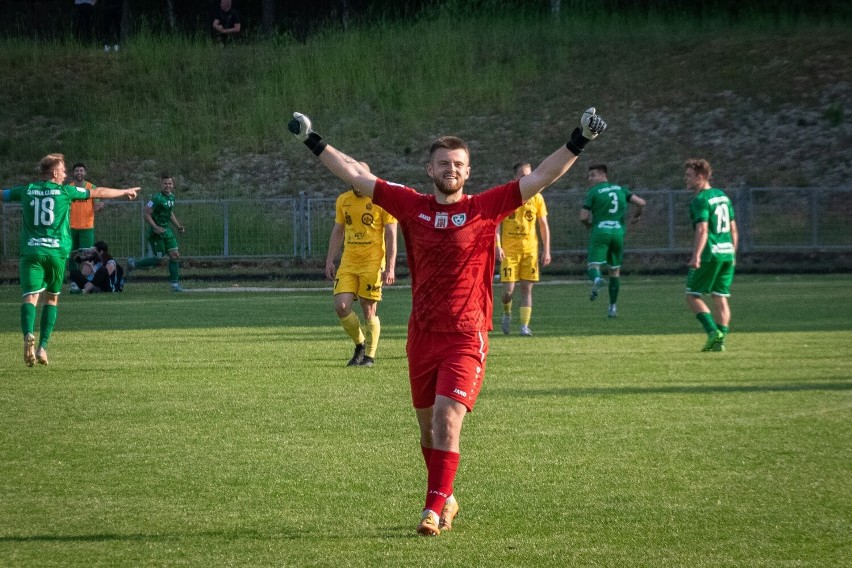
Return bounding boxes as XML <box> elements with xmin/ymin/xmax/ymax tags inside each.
<box><xmin>71</xmin><ymin>228</ymin><xmax>95</xmax><ymax>252</ymax></box>
<box><xmin>20</xmin><ymin>254</ymin><xmax>66</xmax><ymax>296</ymax></box>
<box><xmin>686</xmin><ymin>259</ymin><xmax>735</xmax><ymax>297</ymax></box>
<box><xmin>587</xmin><ymin>231</ymin><xmax>624</xmax><ymax>268</ymax></box>
<box><xmin>147</xmin><ymin>229</ymin><xmax>179</xmax><ymax>257</ymax></box>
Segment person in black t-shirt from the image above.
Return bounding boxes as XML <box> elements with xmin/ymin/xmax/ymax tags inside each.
<box><xmin>212</xmin><ymin>0</ymin><xmax>241</xmax><ymax>45</ymax></box>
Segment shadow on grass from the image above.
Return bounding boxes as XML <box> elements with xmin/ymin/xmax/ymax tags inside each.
<box><xmin>0</xmin><ymin>529</ymin><xmax>304</xmax><ymax>543</ymax></box>
<box><xmin>0</xmin><ymin>527</ymin><xmax>415</xmax><ymax>543</ymax></box>
<box><xmin>494</xmin><ymin>380</ymin><xmax>852</xmax><ymax>399</ymax></box>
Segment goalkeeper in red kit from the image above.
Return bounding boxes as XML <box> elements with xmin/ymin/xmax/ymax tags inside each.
<box><xmin>289</xmin><ymin>108</ymin><xmax>607</xmax><ymax>536</ymax></box>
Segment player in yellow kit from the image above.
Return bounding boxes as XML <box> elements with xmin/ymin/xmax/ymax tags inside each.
<box><xmin>496</xmin><ymin>162</ymin><xmax>551</xmax><ymax>336</ymax></box>
<box><xmin>325</xmin><ymin>164</ymin><xmax>398</xmax><ymax>367</ymax></box>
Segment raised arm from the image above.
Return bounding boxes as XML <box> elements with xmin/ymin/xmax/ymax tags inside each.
<box><xmin>89</xmin><ymin>187</ymin><xmax>139</xmax><ymax>200</ymax></box>
<box><xmin>519</xmin><ymin>108</ymin><xmax>607</xmax><ymax>202</ymax></box>
<box><xmin>289</xmin><ymin>113</ymin><xmax>378</xmax><ymax>197</ymax></box>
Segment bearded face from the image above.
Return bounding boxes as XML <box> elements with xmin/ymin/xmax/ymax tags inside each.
<box><xmin>427</xmin><ymin>148</ymin><xmax>470</xmax><ymax>197</ymax></box>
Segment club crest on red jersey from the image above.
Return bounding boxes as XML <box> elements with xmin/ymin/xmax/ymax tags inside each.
<box><xmin>451</xmin><ymin>213</ymin><xmax>467</xmax><ymax>227</ymax></box>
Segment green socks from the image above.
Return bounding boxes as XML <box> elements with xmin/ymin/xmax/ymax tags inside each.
<box><xmin>39</xmin><ymin>304</ymin><xmax>57</xmax><ymax>348</ymax></box>
<box><xmin>21</xmin><ymin>303</ymin><xmax>36</xmax><ymax>335</ymax></box>
<box><xmin>168</xmin><ymin>260</ymin><xmax>180</xmax><ymax>283</ymax></box>
<box><xmin>608</xmin><ymin>277</ymin><xmax>620</xmax><ymax>304</ymax></box>
<box><xmin>696</xmin><ymin>312</ymin><xmax>718</xmax><ymax>335</ymax></box>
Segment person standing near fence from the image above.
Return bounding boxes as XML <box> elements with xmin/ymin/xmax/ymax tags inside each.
<box><xmin>127</xmin><ymin>175</ymin><xmax>186</xmax><ymax>293</ymax></box>
<box><xmin>66</xmin><ymin>162</ymin><xmax>104</xmax><ymax>290</ymax></box>
<box><xmin>289</xmin><ymin>107</ymin><xmax>607</xmax><ymax>536</ymax></box>
<box><xmin>580</xmin><ymin>163</ymin><xmax>645</xmax><ymax>318</ymax></box>
<box><xmin>1</xmin><ymin>153</ymin><xmax>138</xmax><ymax>366</ymax></box>
<box><xmin>73</xmin><ymin>0</ymin><xmax>98</xmax><ymax>45</ymax></box>
<box><xmin>325</xmin><ymin>164</ymin><xmax>398</xmax><ymax>367</ymax></box>
<box><xmin>101</xmin><ymin>0</ymin><xmax>123</xmax><ymax>52</ymax></box>
<box><xmin>496</xmin><ymin>161</ymin><xmax>551</xmax><ymax>336</ymax></box>
<box><xmin>684</xmin><ymin>158</ymin><xmax>737</xmax><ymax>352</ymax></box>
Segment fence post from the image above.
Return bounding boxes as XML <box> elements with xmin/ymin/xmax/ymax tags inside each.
<box><xmin>810</xmin><ymin>189</ymin><xmax>819</xmax><ymax>248</ymax></box>
<box><xmin>667</xmin><ymin>190</ymin><xmax>675</xmax><ymax>249</ymax></box>
<box><xmin>1</xmin><ymin>204</ymin><xmax>6</xmax><ymax>258</ymax></box>
<box><xmin>298</xmin><ymin>191</ymin><xmax>309</xmax><ymax>259</ymax></box>
<box><xmin>737</xmin><ymin>185</ymin><xmax>751</xmax><ymax>253</ymax></box>
<box><xmin>139</xmin><ymin>200</ymin><xmax>147</xmax><ymax>256</ymax></box>
<box><xmin>223</xmin><ymin>200</ymin><xmax>230</xmax><ymax>257</ymax></box>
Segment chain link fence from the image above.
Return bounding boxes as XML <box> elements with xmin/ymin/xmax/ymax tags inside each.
<box><xmin>2</xmin><ymin>188</ymin><xmax>851</xmax><ymax>263</ymax></box>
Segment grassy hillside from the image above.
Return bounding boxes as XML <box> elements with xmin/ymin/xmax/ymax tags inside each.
<box><xmin>1</xmin><ymin>13</ymin><xmax>849</xmax><ymax>197</ymax></box>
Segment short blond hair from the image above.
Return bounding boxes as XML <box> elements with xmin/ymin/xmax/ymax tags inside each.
<box><xmin>39</xmin><ymin>153</ymin><xmax>65</xmax><ymax>177</ymax></box>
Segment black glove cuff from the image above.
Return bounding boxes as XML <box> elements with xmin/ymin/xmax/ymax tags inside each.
<box><xmin>304</xmin><ymin>132</ymin><xmax>327</xmax><ymax>156</ymax></box>
<box><xmin>565</xmin><ymin>127</ymin><xmax>588</xmax><ymax>156</ymax></box>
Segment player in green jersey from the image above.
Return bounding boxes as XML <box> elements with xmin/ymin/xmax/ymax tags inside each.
<box><xmin>684</xmin><ymin>159</ymin><xmax>738</xmax><ymax>352</ymax></box>
<box><xmin>580</xmin><ymin>164</ymin><xmax>645</xmax><ymax>317</ymax></box>
<box><xmin>127</xmin><ymin>175</ymin><xmax>186</xmax><ymax>292</ymax></box>
<box><xmin>1</xmin><ymin>153</ymin><xmax>138</xmax><ymax>366</ymax></box>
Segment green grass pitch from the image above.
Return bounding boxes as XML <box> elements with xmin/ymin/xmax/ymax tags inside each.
<box><xmin>1</xmin><ymin>274</ymin><xmax>850</xmax><ymax>567</ymax></box>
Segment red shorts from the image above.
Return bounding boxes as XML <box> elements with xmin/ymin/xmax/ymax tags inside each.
<box><xmin>406</xmin><ymin>326</ymin><xmax>489</xmax><ymax>412</ymax></box>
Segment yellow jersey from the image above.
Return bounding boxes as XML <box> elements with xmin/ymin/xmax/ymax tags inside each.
<box><xmin>335</xmin><ymin>190</ymin><xmax>397</xmax><ymax>271</ymax></box>
<box><xmin>499</xmin><ymin>193</ymin><xmax>548</xmax><ymax>255</ymax></box>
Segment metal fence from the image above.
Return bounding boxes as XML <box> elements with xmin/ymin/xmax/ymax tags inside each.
<box><xmin>2</xmin><ymin>188</ymin><xmax>851</xmax><ymax>261</ymax></box>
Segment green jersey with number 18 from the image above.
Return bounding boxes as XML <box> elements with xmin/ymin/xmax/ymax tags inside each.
<box><xmin>690</xmin><ymin>188</ymin><xmax>736</xmax><ymax>263</ymax></box>
<box><xmin>582</xmin><ymin>182</ymin><xmax>634</xmax><ymax>234</ymax></box>
<box><xmin>4</xmin><ymin>181</ymin><xmax>90</xmax><ymax>258</ymax></box>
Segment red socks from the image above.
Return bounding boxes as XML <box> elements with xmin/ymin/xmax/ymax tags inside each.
<box><xmin>424</xmin><ymin>448</ymin><xmax>460</xmax><ymax>514</ymax></box>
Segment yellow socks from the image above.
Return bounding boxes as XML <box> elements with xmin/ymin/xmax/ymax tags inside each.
<box><xmin>519</xmin><ymin>306</ymin><xmax>532</xmax><ymax>327</ymax></box>
<box><xmin>364</xmin><ymin>316</ymin><xmax>381</xmax><ymax>358</ymax></box>
<box><xmin>339</xmin><ymin>311</ymin><xmax>365</xmax><ymax>345</ymax></box>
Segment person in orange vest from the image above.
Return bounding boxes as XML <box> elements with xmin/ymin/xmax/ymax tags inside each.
<box><xmin>67</xmin><ymin>162</ymin><xmax>104</xmax><ymax>291</ymax></box>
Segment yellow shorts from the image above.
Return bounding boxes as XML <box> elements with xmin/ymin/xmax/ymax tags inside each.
<box><xmin>333</xmin><ymin>267</ymin><xmax>383</xmax><ymax>301</ymax></box>
<box><xmin>499</xmin><ymin>252</ymin><xmax>539</xmax><ymax>283</ymax></box>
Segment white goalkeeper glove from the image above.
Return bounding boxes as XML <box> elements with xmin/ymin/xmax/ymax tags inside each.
<box><xmin>566</xmin><ymin>107</ymin><xmax>607</xmax><ymax>155</ymax></box>
<box><xmin>288</xmin><ymin>112</ymin><xmax>327</xmax><ymax>156</ymax></box>
<box><xmin>581</xmin><ymin>107</ymin><xmax>607</xmax><ymax>139</ymax></box>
